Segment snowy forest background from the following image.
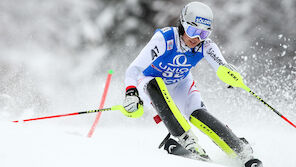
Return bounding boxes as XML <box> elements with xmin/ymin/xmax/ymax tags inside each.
<box><xmin>0</xmin><ymin>0</ymin><xmax>295</xmax><ymax>127</ymax></box>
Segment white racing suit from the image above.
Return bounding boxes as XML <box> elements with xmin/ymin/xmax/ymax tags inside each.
<box><xmin>124</xmin><ymin>27</ymin><xmax>254</xmax><ymax>164</ymax></box>
<box><xmin>125</xmin><ymin>27</ymin><xmax>226</xmax><ymax>118</ymax></box>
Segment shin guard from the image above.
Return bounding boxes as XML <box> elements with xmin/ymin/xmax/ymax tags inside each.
<box><xmin>190</xmin><ymin>109</ymin><xmax>249</xmax><ymax>159</ymax></box>
<box><xmin>146</xmin><ymin>77</ymin><xmax>191</xmax><ymax>137</ymax></box>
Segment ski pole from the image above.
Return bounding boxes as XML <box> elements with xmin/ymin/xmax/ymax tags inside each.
<box><xmin>12</xmin><ymin>104</ymin><xmax>144</xmax><ymax>123</ymax></box>
<box><xmin>217</xmin><ymin>65</ymin><xmax>296</xmax><ymax>128</ymax></box>
<box><xmin>12</xmin><ymin>105</ymin><xmax>123</xmax><ymax>123</ymax></box>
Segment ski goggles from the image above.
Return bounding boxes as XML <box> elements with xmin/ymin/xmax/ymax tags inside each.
<box><xmin>183</xmin><ymin>23</ymin><xmax>211</xmax><ymax>40</ymax></box>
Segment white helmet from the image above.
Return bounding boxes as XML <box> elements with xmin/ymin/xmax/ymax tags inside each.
<box><xmin>180</xmin><ymin>2</ymin><xmax>213</xmax><ymax>33</ymax></box>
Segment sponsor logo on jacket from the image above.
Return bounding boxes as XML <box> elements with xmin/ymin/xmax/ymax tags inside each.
<box><xmin>168</xmin><ymin>54</ymin><xmax>191</xmax><ymax>67</ymax></box>
<box><xmin>167</xmin><ymin>40</ymin><xmax>173</xmax><ymax>50</ymax></box>
<box><xmin>158</xmin><ymin>54</ymin><xmax>191</xmax><ymax>84</ymax></box>
<box><xmin>206</xmin><ymin>48</ymin><xmax>225</xmax><ymax>66</ymax></box>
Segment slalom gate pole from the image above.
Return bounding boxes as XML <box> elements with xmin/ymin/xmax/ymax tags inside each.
<box><xmin>12</xmin><ymin>108</ymin><xmax>113</xmax><ymax>123</ymax></box>
<box><xmin>87</xmin><ymin>70</ymin><xmax>113</xmax><ymax>137</ymax></box>
<box><xmin>217</xmin><ymin>65</ymin><xmax>296</xmax><ymax>128</ymax></box>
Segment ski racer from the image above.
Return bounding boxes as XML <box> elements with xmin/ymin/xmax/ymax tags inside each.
<box><xmin>123</xmin><ymin>2</ymin><xmax>262</xmax><ymax>167</ymax></box>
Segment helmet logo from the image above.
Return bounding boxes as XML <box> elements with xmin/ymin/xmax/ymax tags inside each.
<box><xmin>195</xmin><ymin>16</ymin><xmax>212</xmax><ymax>27</ymax></box>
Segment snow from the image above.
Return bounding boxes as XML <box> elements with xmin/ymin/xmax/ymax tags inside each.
<box><xmin>1</xmin><ymin>1</ymin><xmax>295</xmax><ymax>167</ymax></box>
<box><xmin>0</xmin><ymin>121</ymin><xmax>227</xmax><ymax>167</ymax></box>
<box><xmin>1</xmin><ymin>111</ymin><xmax>296</xmax><ymax>167</ymax></box>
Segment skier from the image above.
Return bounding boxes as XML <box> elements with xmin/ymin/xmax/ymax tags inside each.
<box><xmin>123</xmin><ymin>2</ymin><xmax>262</xmax><ymax>167</ymax></box>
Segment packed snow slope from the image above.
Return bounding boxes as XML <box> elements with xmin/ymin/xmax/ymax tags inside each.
<box><xmin>1</xmin><ymin>1</ymin><xmax>295</xmax><ymax>166</ymax></box>
<box><xmin>1</xmin><ymin>110</ymin><xmax>295</xmax><ymax>167</ymax></box>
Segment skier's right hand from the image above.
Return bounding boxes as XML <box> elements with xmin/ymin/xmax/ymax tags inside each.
<box><xmin>123</xmin><ymin>86</ymin><xmax>143</xmax><ymax>113</ymax></box>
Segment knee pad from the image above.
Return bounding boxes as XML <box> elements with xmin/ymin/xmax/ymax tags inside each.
<box><xmin>146</xmin><ymin>77</ymin><xmax>191</xmax><ymax>137</ymax></box>
<box><xmin>190</xmin><ymin>109</ymin><xmax>247</xmax><ymax>158</ymax></box>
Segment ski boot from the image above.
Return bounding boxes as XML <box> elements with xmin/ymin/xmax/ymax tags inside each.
<box><xmin>238</xmin><ymin>137</ymin><xmax>263</xmax><ymax>167</ymax></box>
<box><xmin>162</xmin><ymin>130</ymin><xmax>210</xmax><ymax>161</ymax></box>
<box><xmin>178</xmin><ymin>129</ymin><xmax>210</xmax><ymax>160</ymax></box>
<box><xmin>244</xmin><ymin>159</ymin><xmax>263</xmax><ymax>167</ymax></box>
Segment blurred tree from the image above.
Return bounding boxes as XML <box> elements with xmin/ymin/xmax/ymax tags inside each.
<box><xmin>0</xmin><ymin>0</ymin><xmax>295</xmax><ymax>118</ymax></box>
<box><xmin>93</xmin><ymin>0</ymin><xmax>186</xmax><ymax>72</ymax></box>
